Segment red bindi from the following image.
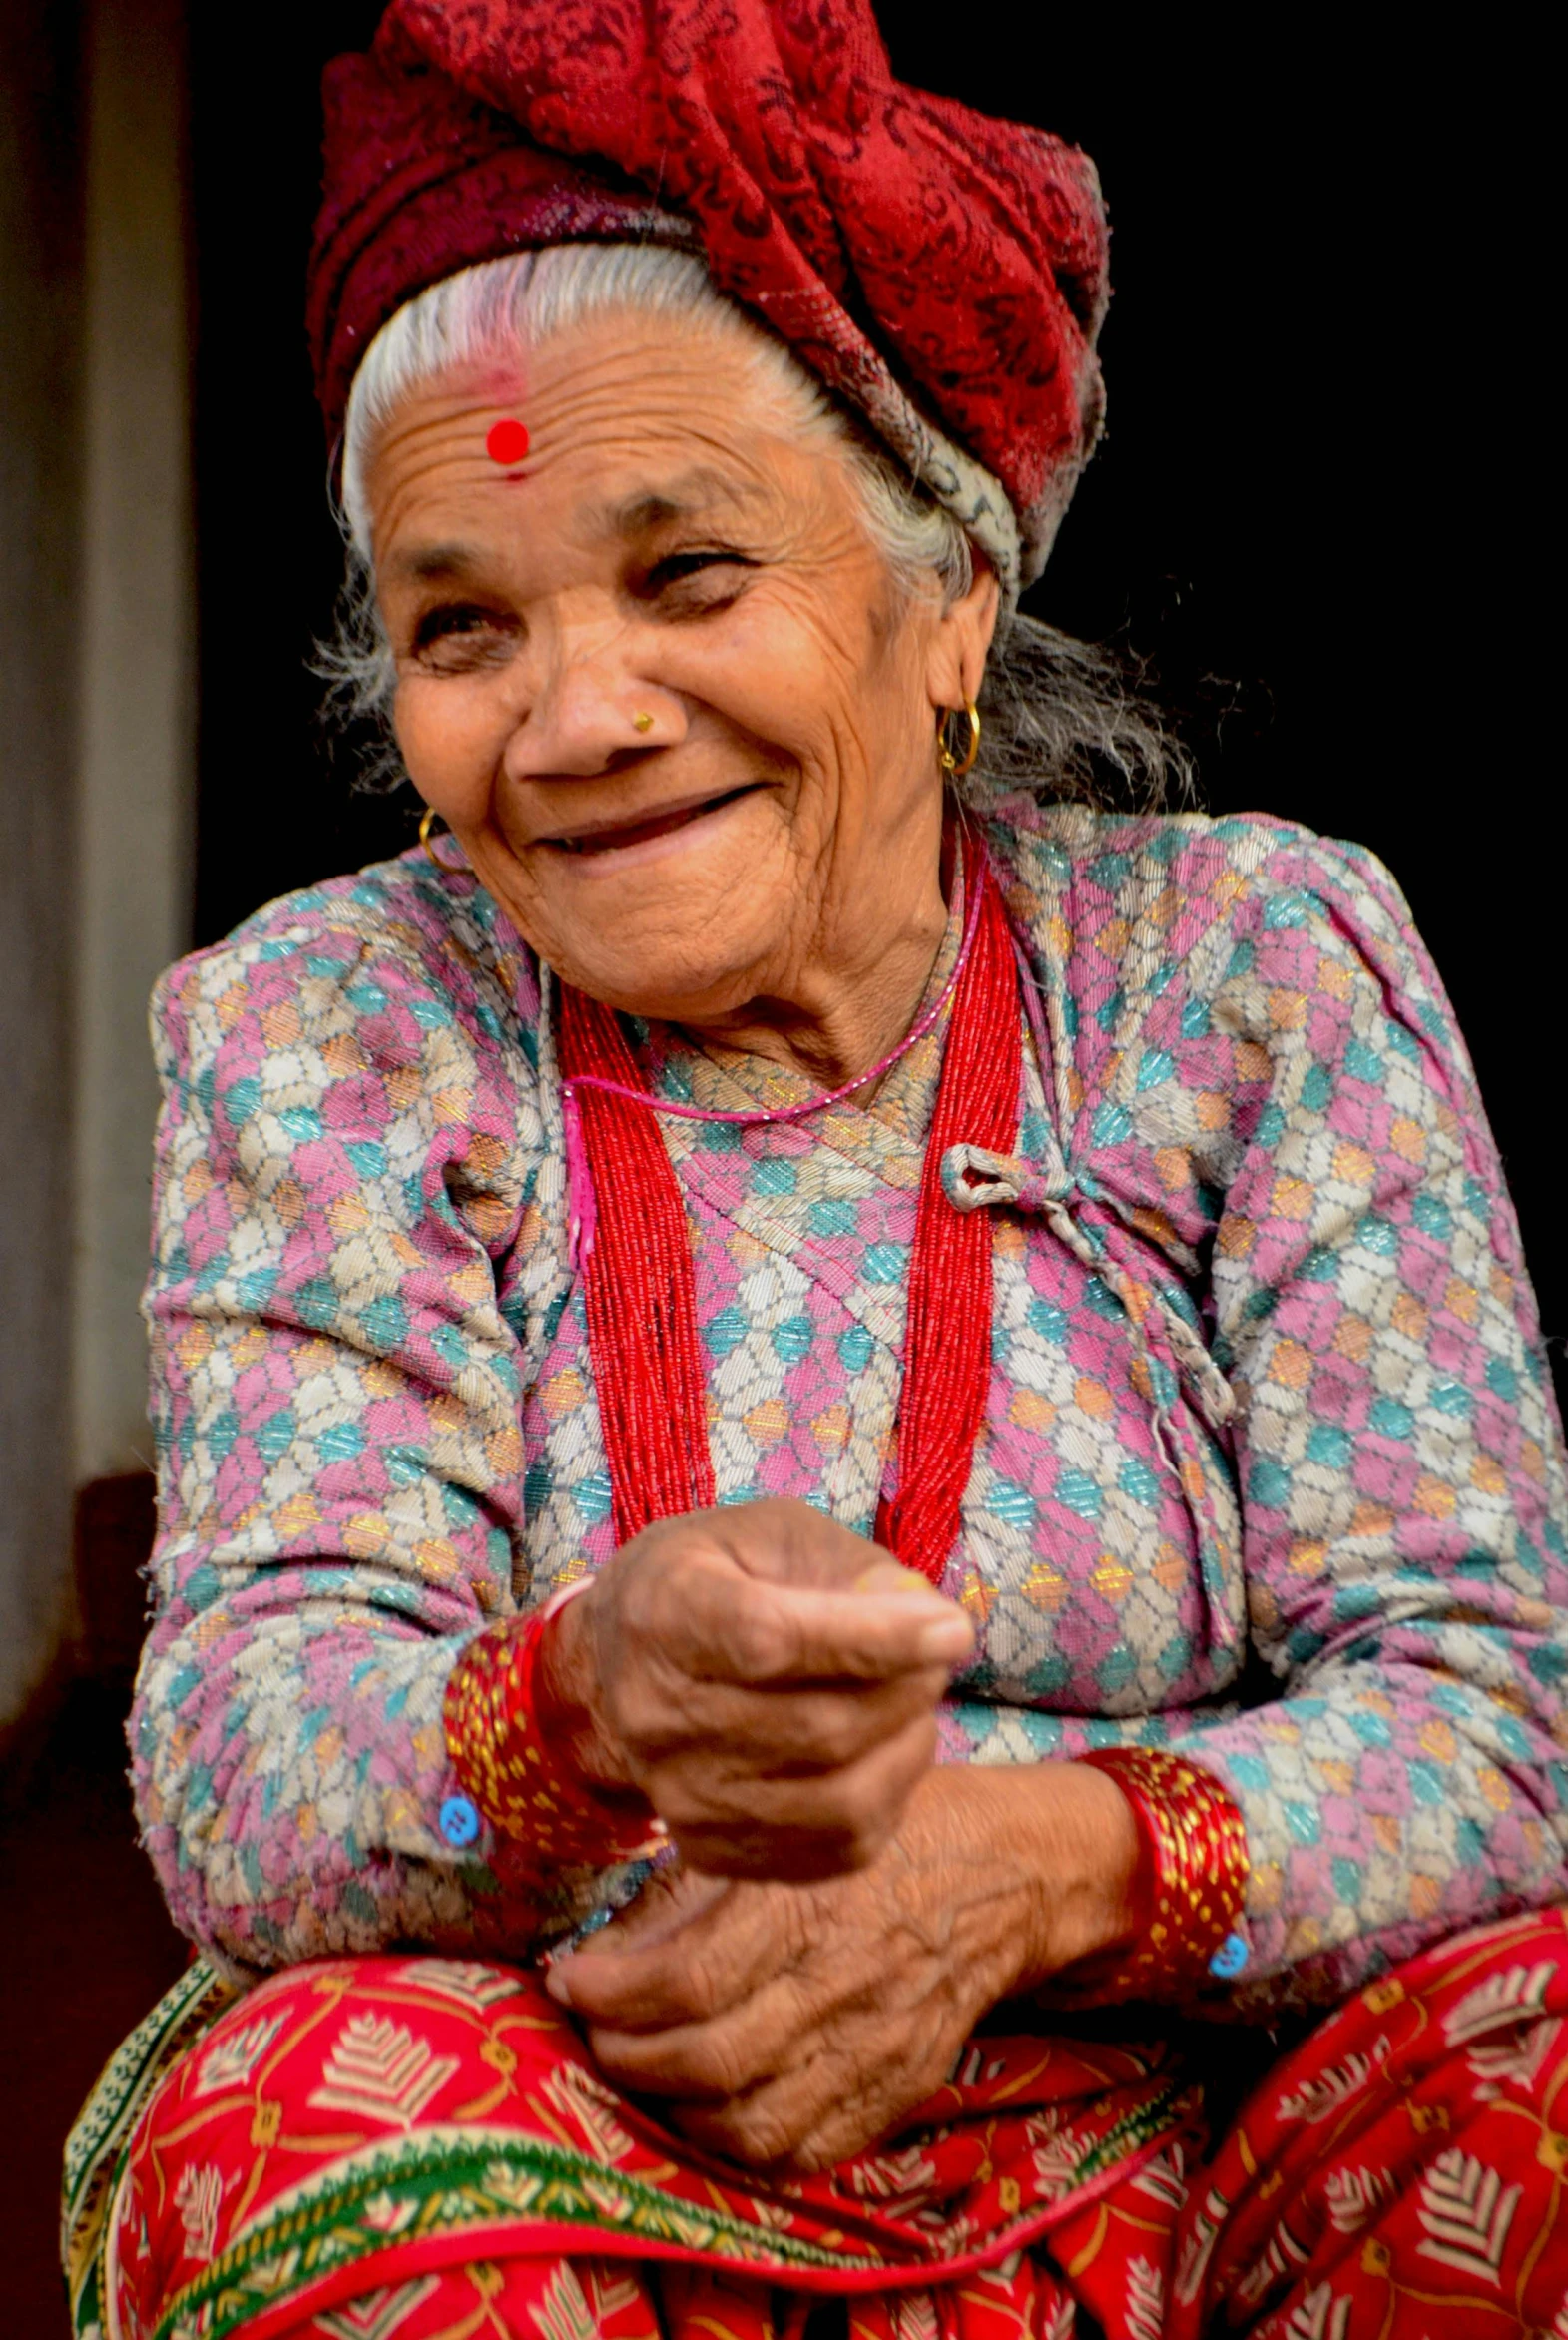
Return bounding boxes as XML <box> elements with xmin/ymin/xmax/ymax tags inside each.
<box><xmin>485</xmin><ymin>418</ymin><xmax>530</xmax><ymax>465</ymax></box>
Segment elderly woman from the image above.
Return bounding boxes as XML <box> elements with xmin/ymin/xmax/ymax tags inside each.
<box><xmin>64</xmin><ymin>5</ymin><xmax>1568</xmax><ymax>2337</ymax></box>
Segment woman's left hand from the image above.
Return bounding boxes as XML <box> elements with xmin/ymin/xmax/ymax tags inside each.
<box><xmin>546</xmin><ymin>1761</ymin><xmax>1140</xmax><ymax>2171</ymax></box>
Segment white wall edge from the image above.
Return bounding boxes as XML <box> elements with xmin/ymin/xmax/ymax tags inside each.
<box><xmin>71</xmin><ymin>0</ymin><xmax>195</xmax><ymax>1487</ymax></box>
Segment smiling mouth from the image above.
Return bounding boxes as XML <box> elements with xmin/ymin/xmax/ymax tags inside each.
<box><xmin>546</xmin><ymin>784</ymin><xmax>760</xmax><ymax>856</ymax></box>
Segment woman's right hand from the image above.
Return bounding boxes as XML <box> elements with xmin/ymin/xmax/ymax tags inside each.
<box><xmin>540</xmin><ymin>1498</ymin><xmax>973</xmax><ymax>1882</ymax></box>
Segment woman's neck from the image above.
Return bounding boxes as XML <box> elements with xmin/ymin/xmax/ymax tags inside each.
<box><xmin>682</xmin><ymin>846</ymin><xmax>954</xmax><ymax>1095</ymax></box>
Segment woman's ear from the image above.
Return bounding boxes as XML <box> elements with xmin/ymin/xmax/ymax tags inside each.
<box><xmin>925</xmin><ymin>560</ymin><xmax>1001</xmax><ymax>711</ymax></box>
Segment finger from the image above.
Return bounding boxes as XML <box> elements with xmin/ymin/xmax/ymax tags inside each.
<box><xmin>614</xmin><ymin>1660</ymin><xmax>949</xmax><ymax>1779</ymax></box>
<box><xmin>670</xmin><ymin>2072</ymin><xmax>857</xmax><ymax>2172</ymax></box>
<box><xmin>694</xmin><ymin>1499</ymin><xmax>913</xmax><ymax>1594</ymax></box>
<box><xmin>578</xmin><ymin>1867</ymin><xmax>731</xmax><ymax>1960</ymax></box>
<box><xmin>670</xmin><ymin>2091</ymin><xmax>810</xmax><ymax>2170</ymax></box>
<box><xmin>549</xmin><ymin>1880</ymin><xmax>797</xmax><ymax>2030</ymax></box>
<box><xmin>658</xmin><ymin>1710</ymin><xmax>938</xmax><ymax>1879</ymax></box>
<box><xmin>673</xmin><ymin>2094</ymin><xmax>870</xmax><ymax>2174</ymax></box>
<box><xmin>668</xmin><ymin>2029</ymin><xmax>931</xmax><ymax>2173</ymax></box>
<box><xmin>851</xmin><ymin>1558</ymin><xmax>948</xmax><ymax>1599</ymax></box>
<box><xmin>649</xmin><ymin>1567</ymin><xmax>972</xmax><ymax>1689</ymax></box>
<box><xmin>584</xmin><ymin>1972</ymin><xmax>807</xmax><ymax>2101</ymax></box>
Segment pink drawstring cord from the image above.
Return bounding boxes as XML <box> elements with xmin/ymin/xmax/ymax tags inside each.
<box><xmin>560</xmin><ymin>859</ymin><xmax>988</xmax><ymax>1272</ymax></box>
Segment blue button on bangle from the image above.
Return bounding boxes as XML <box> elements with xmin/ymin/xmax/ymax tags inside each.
<box><xmin>1209</xmin><ymin>1930</ymin><xmax>1249</xmax><ymax>1980</ymax></box>
<box><xmin>439</xmin><ymin>1793</ymin><xmax>481</xmax><ymax>1849</ymax></box>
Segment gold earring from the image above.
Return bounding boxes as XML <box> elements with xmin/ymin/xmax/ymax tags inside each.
<box><xmin>631</xmin><ymin>711</ymin><xmax>655</xmax><ymax>735</ymax></box>
<box><xmin>937</xmin><ymin>698</ymin><xmax>981</xmax><ymax>780</ymax></box>
<box><xmin>418</xmin><ymin>804</ymin><xmax>442</xmax><ymax>856</ymax></box>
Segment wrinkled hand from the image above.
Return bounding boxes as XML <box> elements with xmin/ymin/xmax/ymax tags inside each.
<box><xmin>545</xmin><ymin>1498</ymin><xmax>973</xmax><ymax>1879</ymax></box>
<box><xmin>546</xmin><ymin>1763</ymin><xmax>1140</xmax><ymax>2171</ymax></box>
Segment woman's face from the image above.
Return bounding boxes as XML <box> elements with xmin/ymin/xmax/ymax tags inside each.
<box><xmin>366</xmin><ymin>313</ymin><xmax>998</xmax><ymax>1036</ymax></box>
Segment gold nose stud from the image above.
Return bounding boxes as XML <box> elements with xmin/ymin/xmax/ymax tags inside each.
<box><xmin>631</xmin><ymin>712</ymin><xmax>655</xmax><ymax>734</ymax></box>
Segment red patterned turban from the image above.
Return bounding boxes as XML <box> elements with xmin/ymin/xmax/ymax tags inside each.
<box><xmin>307</xmin><ymin>0</ymin><xmax>1110</xmax><ymax>597</ymax></box>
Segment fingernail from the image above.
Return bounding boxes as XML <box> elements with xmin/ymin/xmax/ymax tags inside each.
<box><xmin>544</xmin><ymin>1963</ymin><xmax>574</xmax><ymax>2005</ymax></box>
<box><xmin>853</xmin><ymin>1562</ymin><xmax>938</xmax><ymax>1597</ymax></box>
<box><xmin>917</xmin><ymin>1617</ymin><xmax>973</xmax><ymax>1660</ymax></box>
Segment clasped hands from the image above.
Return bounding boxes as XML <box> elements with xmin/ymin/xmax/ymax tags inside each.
<box><xmin>538</xmin><ymin>1499</ymin><xmax>1140</xmax><ymax>2171</ymax></box>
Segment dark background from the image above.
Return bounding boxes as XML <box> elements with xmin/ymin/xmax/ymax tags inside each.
<box><xmin>188</xmin><ymin>9</ymin><xmax>1563</xmax><ymax>1402</ymax></box>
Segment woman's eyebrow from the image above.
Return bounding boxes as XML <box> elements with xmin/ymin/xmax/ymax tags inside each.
<box><xmin>383</xmin><ymin>470</ymin><xmax>766</xmax><ymax>584</ymax></box>
<box><xmin>385</xmin><ymin>541</ymin><xmax>486</xmax><ymax>585</ymax></box>
<box><xmin>600</xmin><ymin>469</ymin><xmax>765</xmax><ymax>538</ymax></box>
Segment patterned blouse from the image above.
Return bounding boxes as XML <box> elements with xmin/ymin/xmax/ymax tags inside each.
<box><xmin>131</xmin><ymin>800</ymin><xmax>1568</xmax><ymax>2010</ymax></box>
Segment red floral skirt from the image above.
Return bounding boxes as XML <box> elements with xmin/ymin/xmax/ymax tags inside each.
<box><xmin>70</xmin><ymin>1908</ymin><xmax>1568</xmax><ymax>2339</ymax></box>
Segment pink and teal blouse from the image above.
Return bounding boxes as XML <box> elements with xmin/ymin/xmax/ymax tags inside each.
<box><xmin>131</xmin><ymin>800</ymin><xmax>1568</xmax><ymax>2009</ymax></box>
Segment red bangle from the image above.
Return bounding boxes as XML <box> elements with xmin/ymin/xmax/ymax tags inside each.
<box><xmin>443</xmin><ymin>1586</ymin><xmax>663</xmax><ymax>1871</ymax></box>
<box><xmin>1076</xmin><ymin>1747</ymin><xmax>1250</xmax><ymax>1999</ymax></box>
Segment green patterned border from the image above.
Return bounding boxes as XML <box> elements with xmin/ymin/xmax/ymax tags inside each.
<box><xmin>159</xmin><ymin>2130</ymin><xmax>874</xmax><ymax>2339</ymax></box>
<box><xmin>62</xmin><ymin>1965</ymin><xmax>1188</xmax><ymax>2340</ymax></box>
<box><xmin>157</xmin><ymin>2080</ymin><xmax>1189</xmax><ymax>2340</ymax></box>
<box><xmin>62</xmin><ymin>1958</ymin><xmax>239</xmax><ymax>2340</ymax></box>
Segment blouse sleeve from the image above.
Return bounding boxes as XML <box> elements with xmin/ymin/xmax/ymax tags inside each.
<box><xmin>1164</xmin><ymin>833</ymin><xmax>1568</xmax><ymax>2004</ymax></box>
<box><xmin>130</xmin><ymin>874</ymin><xmax>573</xmax><ymax>1977</ymax></box>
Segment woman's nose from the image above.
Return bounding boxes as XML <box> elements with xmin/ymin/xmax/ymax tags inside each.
<box><xmin>508</xmin><ymin>607</ymin><xmax>674</xmax><ymax>777</ymax></box>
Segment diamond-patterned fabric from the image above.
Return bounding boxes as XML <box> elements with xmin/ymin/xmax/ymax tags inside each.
<box><xmin>131</xmin><ymin>802</ymin><xmax>1568</xmax><ymax>2002</ymax></box>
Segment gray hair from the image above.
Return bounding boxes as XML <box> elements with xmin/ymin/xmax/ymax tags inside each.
<box><xmin>322</xmin><ymin>244</ymin><xmax>1187</xmax><ymax>810</ymax></box>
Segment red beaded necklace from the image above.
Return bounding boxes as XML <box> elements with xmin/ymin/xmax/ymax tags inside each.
<box><xmin>556</xmin><ymin>851</ymin><xmax>1023</xmax><ymax>1584</ymax></box>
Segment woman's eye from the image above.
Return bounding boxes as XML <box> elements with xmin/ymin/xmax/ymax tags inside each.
<box><xmin>409</xmin><ymin>605</ymin><xmax>515</xmax><ymax>666</ymax></box>
<box><xmin>641</xmin><ymin>549</ymin><xmax>753</xmax><ymax>602</ymax></box>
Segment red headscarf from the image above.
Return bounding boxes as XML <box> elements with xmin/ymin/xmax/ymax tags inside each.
<box><xmin>307</xmin><ymin>0</ymin><xmax>1109</xmax><ymax>596</ymax></box>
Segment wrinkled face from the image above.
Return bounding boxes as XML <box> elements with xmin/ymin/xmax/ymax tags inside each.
<box><xmin>365</xmin><ymin>312</ymin><xmax>994</xmax><ymax>1034</ymax></box>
